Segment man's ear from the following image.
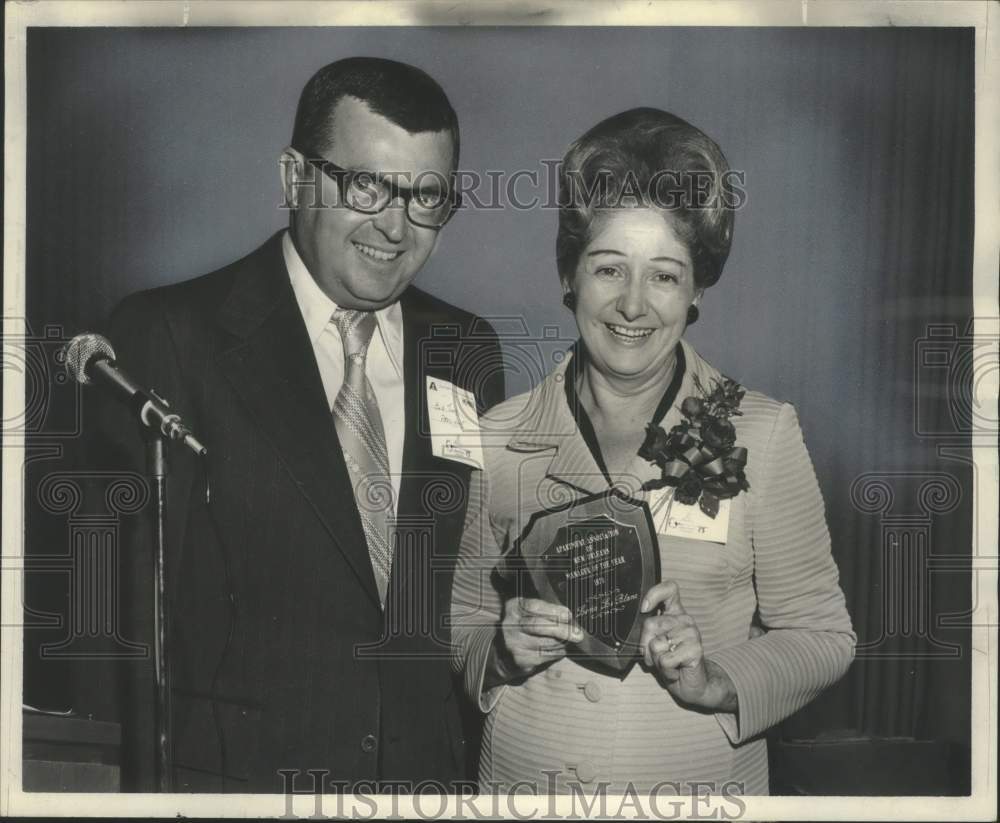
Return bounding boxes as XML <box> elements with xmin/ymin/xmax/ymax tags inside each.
<box><xmin>426</xmin><ymin>230</ymin><xmax>444</xmax><ymax>260</ymax></box>
<box><xmin>279</xmin><ymin>147</ymin><xmax>303</xmax><ymax>210</ymax></box>
<box><xmin>693</xmin><ymin>287</ymin><xmax>704</xmax><ymax>307</ymax></box>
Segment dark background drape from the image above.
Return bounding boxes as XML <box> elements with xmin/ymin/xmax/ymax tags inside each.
<box><xmin>20</xmin><ymin>26</ymin><xmax>975</xmax><ymax>793</ymax></box>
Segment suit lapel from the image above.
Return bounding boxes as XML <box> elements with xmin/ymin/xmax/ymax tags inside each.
<box><xmin>396</xmin><ymin>290</ymin><xmax>455</xmax><ymax>524</ymax></box>
<box><xmin>504</xmin><ymin>353</ymin><xmax>609</xmax><ymax>498</ymax></box>
<box><xmin>214</xmin><ymin>234</ymin><xmax>380</xmax><ymax>608</ymax></box>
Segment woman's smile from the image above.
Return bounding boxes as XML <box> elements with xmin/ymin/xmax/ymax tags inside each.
<box><xmin>604</xmin><ymin>322</ymin><xmax>655</xmax><ymax>343</ymax></box>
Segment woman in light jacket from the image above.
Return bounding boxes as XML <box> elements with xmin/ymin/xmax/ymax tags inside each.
<box><xmin>451</xmin><ymin>107</ymin><xmax>855</xmax><ymax>795</ymax></box>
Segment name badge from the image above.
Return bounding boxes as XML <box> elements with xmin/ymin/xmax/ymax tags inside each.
<box><xmin>648</xmin><ymin>487</ymin><xmax>730</xmax><ymax>544</ymax></box>
<box><xmin>427</xmin><ymin>377</ymin><xmax>484</xmax><ymax>469</ymax></box>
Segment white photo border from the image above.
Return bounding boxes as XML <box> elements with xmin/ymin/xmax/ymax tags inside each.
<box><xmin>3</xmin><ymin>1</ymin><xmax>997</xmax><ymax>819</ymax></box>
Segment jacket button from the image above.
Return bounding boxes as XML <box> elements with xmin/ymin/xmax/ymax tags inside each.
<box><xmin>361</xmin><ymin>734</ymin><xmax>377</xmax><ymax>753</ymax></box>
<box><xmin>582</xmin><ymin>682</ymin><xmax>602</xmax><ymax>703</ymax></box>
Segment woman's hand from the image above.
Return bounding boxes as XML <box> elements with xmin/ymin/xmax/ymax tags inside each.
<box><xmin>639</xmin><ymin>581</ymin><xmax>738</xmax><ymax>713</ymax></box>
<box><xmin>485</xmin><ymin>597</ymin><xmax>584</xmax><ymax>688</ymax></box>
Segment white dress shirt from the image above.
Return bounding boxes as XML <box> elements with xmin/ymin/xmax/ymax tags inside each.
<box><xmin>283</xmin><ymin>231</ymin><xmax>405</xmax><ymax>514</ymax></box>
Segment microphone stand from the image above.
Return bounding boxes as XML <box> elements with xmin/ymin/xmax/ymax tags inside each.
<box><xmin>146</xmin><ymin>434</ymin><xmax>173</xmax><ymax>793</ymax></box>
<box><xmin>61</xmin><ymin>333</ymin><xmax>206</xmax><ymax>792</ymax></box>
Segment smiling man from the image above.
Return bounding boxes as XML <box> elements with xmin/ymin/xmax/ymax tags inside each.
<box><xmin>81</xmin><ymin>58</ymin><xmax>504</xmax><ymax>793</ymax></box>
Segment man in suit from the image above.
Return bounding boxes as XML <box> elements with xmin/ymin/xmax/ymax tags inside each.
<box><xmin>79</xmin><ymin>57</ymin><xmax>504</xmax><ymax>793</ymax></box>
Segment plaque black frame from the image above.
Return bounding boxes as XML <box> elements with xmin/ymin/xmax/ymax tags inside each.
<box><xmin>513</xmin><ymin>490</ymin><xmax>660</xmax><ymax>673</ymax></box>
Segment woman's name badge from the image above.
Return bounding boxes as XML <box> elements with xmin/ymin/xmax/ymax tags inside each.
<box><xmin>648</xmin><ymin>487</ymin><xmax>730</xmax><ymax>544</ymax></box>
<box><xmin>426</xmin><ymin>377</ymin><xmax>484</xmax><ymax>469</ymax></box>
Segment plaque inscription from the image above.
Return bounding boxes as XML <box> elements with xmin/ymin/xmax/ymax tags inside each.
<box><xmin>514</xmin><ymin>492</ymin><xmax>660</xmax><ymax>672</ymax></box>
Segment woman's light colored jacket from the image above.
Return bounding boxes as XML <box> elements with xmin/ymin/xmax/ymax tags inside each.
<box><xmin>451</xmin><ymin>340</ymin><xmax>856</xmax><ymax>795</ymax></box>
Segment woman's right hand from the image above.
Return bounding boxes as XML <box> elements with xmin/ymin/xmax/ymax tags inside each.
<box><xmin>487</xmin><ymin>597</ymin><xmax>585</xmax><ymax>686</ymax></box>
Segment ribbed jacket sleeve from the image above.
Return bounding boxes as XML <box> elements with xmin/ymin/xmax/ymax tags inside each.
<box><xmin>451</xmin><ymin>465</ymin><xmax>508</xmax><ymax>713</ymax></box>
<box><xmin>709</xmin><ymin>402</ymin><xmax>856</xmax><ymax>743</ymax></box>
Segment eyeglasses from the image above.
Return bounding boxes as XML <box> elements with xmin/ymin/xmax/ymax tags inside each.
<box><xmin>297</xmin><ymin>152</ymin><xmax>461</xmax><ymax>230</ymax></box>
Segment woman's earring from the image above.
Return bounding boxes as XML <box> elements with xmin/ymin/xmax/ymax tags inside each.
<box><xmin>686</xmin><ymin>304</ymin><xmax>700</xmax><ymax>325</ymax></box>
<box><xmin>562</xmin><ymin>291</ymin><xmax>577</xmax><ymax>311</ymax></box>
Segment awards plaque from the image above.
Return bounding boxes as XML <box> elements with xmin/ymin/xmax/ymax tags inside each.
<box><xmin>513</xmin><ymin>491</ymin><xmax>660</xmax><ymax>673</ymax></box>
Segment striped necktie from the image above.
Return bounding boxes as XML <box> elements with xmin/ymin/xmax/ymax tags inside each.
<box><xmin>331</xmin><ymin>308</ymin><xmax>394</xmax><ymax>607</ymax></box>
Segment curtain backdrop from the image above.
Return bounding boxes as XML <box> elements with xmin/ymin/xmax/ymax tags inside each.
<box><xmin>22</xmin><ymin>26</ymin><xmax>974</xmax><ymax>772</ymax></box>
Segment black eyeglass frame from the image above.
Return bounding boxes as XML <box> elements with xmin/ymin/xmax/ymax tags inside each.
<box><xmin>297</xmin><ymin>152</ymin><xmax>462</xmax><ymax>230</ymax></box>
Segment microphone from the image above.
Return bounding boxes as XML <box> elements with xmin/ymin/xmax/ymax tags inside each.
<box><xmin>63</xmin><ymin>333</ymin><xmax>207</xmax><ymax>457</ymax></box>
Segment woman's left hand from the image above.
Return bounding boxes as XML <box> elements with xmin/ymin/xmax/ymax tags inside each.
<box><xmin>639</xmin><ymin>580</ymin><xmax>738</xmax><ymax>713</ymax></box>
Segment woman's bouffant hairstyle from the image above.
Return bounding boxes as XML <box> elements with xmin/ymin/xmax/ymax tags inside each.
<box><xmin>556</xmin><ymin>108</ymin><xmax>736</xmax><ymax>290</ymax></box>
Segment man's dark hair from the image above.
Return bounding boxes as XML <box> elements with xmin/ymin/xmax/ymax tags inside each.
<box><xmin>291</xmin><ymin>56</ymin><xmax>460</xmax><ymax>166</ymax></box>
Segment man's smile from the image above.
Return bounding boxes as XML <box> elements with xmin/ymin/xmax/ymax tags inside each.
<box><xmin>353</xmin><ymin>241</ymin><xmax>402</xmax><ymax>262</ymax></box>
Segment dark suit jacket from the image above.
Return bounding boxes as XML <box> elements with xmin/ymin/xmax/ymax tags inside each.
<box><xmin>76</xmin><ymin>232</ymin><xmax>504</xmax><ymax>792</ymax></box>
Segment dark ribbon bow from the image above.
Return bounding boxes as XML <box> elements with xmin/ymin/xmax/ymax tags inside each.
<box><xmin>642</xmin><ymin>428</ymin><xmax>749</xmax><ymax>518</ymax></box>
<box><xmin>639</xmin><ymin>376</ymin><xmax>751</xmax><ymax>519</ymax></box>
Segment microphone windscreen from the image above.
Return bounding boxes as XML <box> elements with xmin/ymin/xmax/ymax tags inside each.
<box><xmin>63</xmin><ymin>333</ymin><xmax>116</xmax><ymax>385</ymax></box>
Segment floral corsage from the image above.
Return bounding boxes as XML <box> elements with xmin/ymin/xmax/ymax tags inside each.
<box><xmin>639</xmin><ymin>375</ymin><xmax>750</xmax><ymax>519</ymax></box>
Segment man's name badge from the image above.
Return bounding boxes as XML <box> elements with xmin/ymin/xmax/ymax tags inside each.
<box><xmin>511</xmin><ymin>491</ymin><xmax>660</xmax><ymax>673</ymax></box>
<box><xmin>426</xmin><ymin>377</ymin><xmax>484</xmax><ymax>469</ymax></box>
<box><xmin>648</xmin><ymin>487</ymin><xmax>731</xmax><ymax>544</ymax></box>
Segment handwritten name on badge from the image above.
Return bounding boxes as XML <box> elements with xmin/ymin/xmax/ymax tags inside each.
<box><xmin>427</xmin><ymin>377</ymin><xmax>484</xmax><ymax>469</ymax></box>
<box><xmin>648</xmin><ymin>487</ymin><xmax>730</xmax><ymax>544</ymax></box>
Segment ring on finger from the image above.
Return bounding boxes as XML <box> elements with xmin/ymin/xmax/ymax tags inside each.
<box><xmin>665</xmin><ymin>638</ymin><xmax>678</xmax><ymax>654</ymax></box>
